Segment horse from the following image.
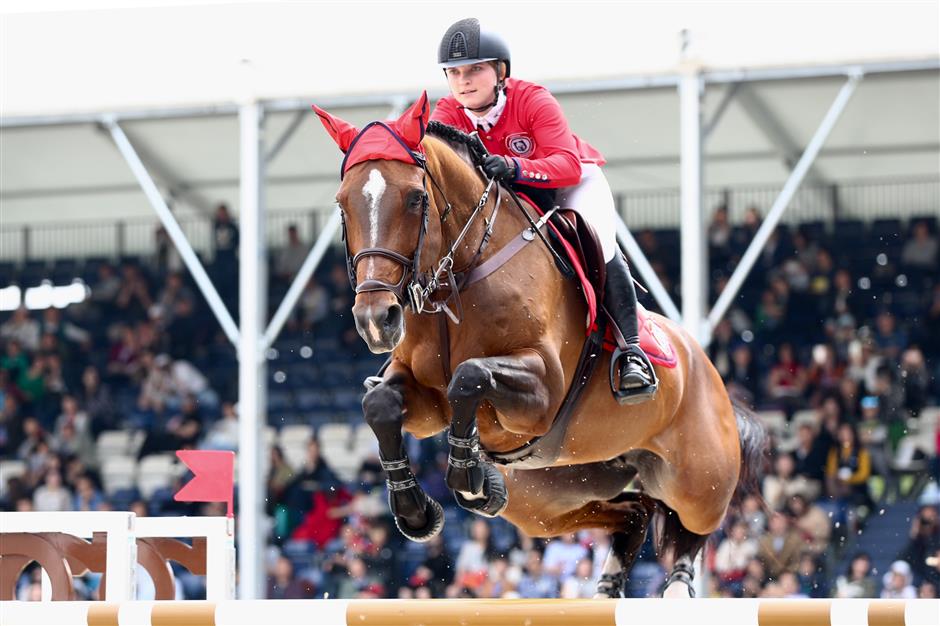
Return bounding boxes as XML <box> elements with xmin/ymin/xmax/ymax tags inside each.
<box><xmin>313</xmin><ymin>93</ymin><xmax>765</xmax><ymax>597</ymax></box>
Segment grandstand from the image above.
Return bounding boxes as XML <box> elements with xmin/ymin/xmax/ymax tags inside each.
<box><xmin>1</xmin><ymin>0</ymin><xmax>938</xmax><ymax>609</ymax></box>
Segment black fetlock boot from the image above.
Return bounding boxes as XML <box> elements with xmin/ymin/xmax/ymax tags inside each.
<box><xmin>604</xmin><ymin>253</ymin><xmax>658</xmax><ymax>405</ymax></box>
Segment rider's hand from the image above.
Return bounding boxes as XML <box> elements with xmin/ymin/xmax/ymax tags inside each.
<box><xmin>482</xmin><ymin>155</ymin><xmax>516</xmax><ymax>181</ymax></box>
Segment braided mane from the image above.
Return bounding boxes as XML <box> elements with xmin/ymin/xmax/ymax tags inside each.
<box><xmin>426</xmin><ymin>121</ymin><xmax>486</xmax><ymax>166</ymax></box>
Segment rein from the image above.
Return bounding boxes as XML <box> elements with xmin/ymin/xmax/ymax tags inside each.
<box><xmin>342</xmin><ymin>139</ymin><xmax>501</xmax><ymax>325</ymax></box>
<box><xmin>342</xmin><ymin>123</ymin><xmax>561</xmax><ymax>328</ymax></box>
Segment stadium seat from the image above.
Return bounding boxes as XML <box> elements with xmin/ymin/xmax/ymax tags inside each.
<box><xmin>0</xmin><ymin>261</ymin><xmax>16</xmax><ymax>288</ymax></box>
<box><xmin>755</xmin><ymin>410</ymin><xmax>787</xmax><ymax>437</ymax></box>
<box><xmin>101</xmin><ymin>456</ymin><xmax>138</xmax><ymax>494</ymax></box>
<box><xmin>137</xmin><ymin>453</ymin><xmax>181</xmax><ymax>499</ymax></box>
<box><xmin>318</xmin><ymin>423</ymin><xmax>362</xmax><ymax>482</ymax></box>
<box><xmin>790</xmin><ymin>409</ymin><xmax>817</xmax><ymax>429</ymax></box>
<box><xmin>96</xmin><ymin>430</ymin><xmax>132</xmax><ymax>458</ymax></box>
<box><xmin>109</xmin><ymin>486</ymin><xmax>141</xmax><ymax>510</ymax></box>
<box><xmin>295</xmin><ymin>389</ymin><xmax>332</xmax><ymax>411</ymax></box>
<box><xmin>353</xmin><ymin>423</ymin><xmax>379</xmax><ymax>459</ymax></box>
<box><xmin>279</xmin><ymin>424</ymin><xmax>313</xmax><ymax>446</ymax></box>
<box><xmin>279</xmin><ymin>424</ymin><xmax>314</xmax><ymax>470</ymax></box>
<box><xmin>908</xmin><ymin>215</ymin><xmax>938</xmax><ymax>235</ymax></box>
<box><xmin>318</xmin><ymin>423</ymin><xmax>351</xmax><ymax>446</ymax></box>
<box><xmin>0</xmin><ymin>460</ymin><xmax>27</xmax><ymax>497</ymax></box>
<box><xmin>871</xmin><ymin>218</ymin><xmax>903</xmax><ymax>241</ymax></box>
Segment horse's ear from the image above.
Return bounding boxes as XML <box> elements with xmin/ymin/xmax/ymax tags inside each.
<box><xmin>395</xmin><ymin>91</ymin><xmax>430</xmax><ymax>150</ymax></box>
<box><xmin>312</xmin><ymin>105</ymin><xmax>359</xmax><ymax>153</ymax></box>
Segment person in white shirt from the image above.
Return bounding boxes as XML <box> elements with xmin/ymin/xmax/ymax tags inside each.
<box><xmin>542</xmin><ymin>532</ymin><xmax>588</xmax><ymax>579</ymax></box>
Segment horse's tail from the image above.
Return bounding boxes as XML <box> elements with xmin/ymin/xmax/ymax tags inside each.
<box><xmin>731</xmin><ymin>400</ymin><xmax>769</xmax><ymax>507</ymax></box>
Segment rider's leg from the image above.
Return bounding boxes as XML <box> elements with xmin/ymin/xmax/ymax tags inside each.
<box><xmin>558</xmin><ymin>164</ymin><xmax>657</xmax><ymax>405</ymax></box>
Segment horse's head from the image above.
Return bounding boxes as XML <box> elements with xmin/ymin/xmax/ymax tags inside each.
<box><xmin>314</xmin><ymin>93</ymin><xmax>436</xmax><ymax>353</ymax></box>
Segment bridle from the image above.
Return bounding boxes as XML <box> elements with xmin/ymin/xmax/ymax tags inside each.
<box><xmin>340</xmin><ymin>124</ymin><xmax>500</xmax><ymax>324</ymax></box>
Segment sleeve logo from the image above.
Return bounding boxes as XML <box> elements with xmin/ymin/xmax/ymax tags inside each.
<box><xmin>506</xmin><ymin>133</ymin><xmax>535</xmax><ymax>157</ymax></box>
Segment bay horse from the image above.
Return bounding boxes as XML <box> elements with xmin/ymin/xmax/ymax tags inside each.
<box><xmin>314</xmin><ymin>93</ymin><xmax>765</xmax><ymax>597</ymax></box>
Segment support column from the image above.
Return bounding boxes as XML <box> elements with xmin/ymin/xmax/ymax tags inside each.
<box><xmin>237</xmin><ymin>100</ymin><xmax>267</xmax><ymax>600</ymax></box>
<box><xmin>679</xmin><ymin>63</ymin><xmax>708</xmax><ymax>345</ymax></box>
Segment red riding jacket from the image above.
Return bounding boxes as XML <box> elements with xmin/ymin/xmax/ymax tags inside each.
<box><xmin>430</xmin><ymin>77</ymin><xmax>605</xmax><ymax>189</ymax></box>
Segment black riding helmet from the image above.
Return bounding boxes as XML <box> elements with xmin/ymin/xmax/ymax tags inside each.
<box><xmin>438</xmin><ymin>18</ymin><xmax>511</xmax><ymax>112</ymax></box>
<box><xmin>438</xmin><ymin>18</ymin><xmax>511</xmax><ymax>76</ymax></box>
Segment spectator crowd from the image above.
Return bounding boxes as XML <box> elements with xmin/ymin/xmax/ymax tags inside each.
<box><xmin>1</xmin><ymin>202</ymin><xmax>938</xmax><ymax>601</ymax></box>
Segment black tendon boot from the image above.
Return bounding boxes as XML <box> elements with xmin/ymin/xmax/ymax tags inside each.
<box><xmin>604</xmin><ymin>253</ymin><xmax>658</xmax><ymax>405</ymax></box>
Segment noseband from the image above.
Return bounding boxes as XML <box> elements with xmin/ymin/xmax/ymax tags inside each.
<box><xmin>341</xmin><ymin>126</ymin><xmax>499</xmax><ymax>323</ymax></box>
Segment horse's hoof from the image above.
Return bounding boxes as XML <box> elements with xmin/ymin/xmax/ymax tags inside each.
<box><xmin>446</xmin><ymin>459</ymin><xmax>485</xmax><ymax>495</ymax></box>
<box><xmin>662</xmin><ymin>580</ymin><xmax>694</xmax><ymax>598</ymax></box>
<box><xmin>452</xmin><ymin>463</ymin><xmax>508</xmax><ymax>518</ymax></box>
<box><xmin>392</xmin><ymin>494</ymin><xmax>445</xmax><ymax>543</ymax></box>
<box><xmin>663</xmin><ymin>563</ymin><xmax>696</xmax><ymax>598</ymax></box>
<box><xmin>595</xmin><ymin>572</ymin><xmax>625</xmax><ymax>598</ymax></box>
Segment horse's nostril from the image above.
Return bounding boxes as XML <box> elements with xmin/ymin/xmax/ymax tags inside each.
<box><xmin>384</xmin><ymin>304</ymin><xmax>403</xmax><ymax>331</ymax></box>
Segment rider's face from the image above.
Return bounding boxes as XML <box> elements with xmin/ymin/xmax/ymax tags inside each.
<box><xmin>445</xmin><ymin>62</ymin><xmax>498</xmax><ymax>113</ymax></box>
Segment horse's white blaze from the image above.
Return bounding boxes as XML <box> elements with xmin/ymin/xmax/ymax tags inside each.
<box><xmin>365</xmin><ymin>307</ymin><xmax>383</xmax><ymax>344</ymax></box>
<box><xmin>362</xmin><ymin>168</ymin><xmax>385</xmax><ymax>275</ymax></box>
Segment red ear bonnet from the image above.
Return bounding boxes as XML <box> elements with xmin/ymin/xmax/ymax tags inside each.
<box><xmin>313</xmin><ymin>92</ymin><xmax>429</xmax><ymax>178</ymax></box>
<box><xmin>393</xmin><ymin>91</ymin><xmax>429</xmax><ymax>150</ymax></box>
<box><xmin>312</xmin><ymin>105</ymin><xmax>359</xmax><ymax>153</ymax></box>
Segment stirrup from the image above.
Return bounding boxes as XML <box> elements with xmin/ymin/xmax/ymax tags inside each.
<box><xmin>609</xmin><ymin>345</ymin><xmax>659</xmax><ymax>406</ymax></box>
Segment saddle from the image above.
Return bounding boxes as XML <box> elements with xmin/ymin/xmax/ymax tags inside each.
<box><xmin>522</xmin><ymin>197</ymin><xmax>677</xmax><ymax>367</ymax></box>
<box><xmin>481</xmin><ymin>195</ymin><xmax>675</xmax><ymax>470</ymax></box>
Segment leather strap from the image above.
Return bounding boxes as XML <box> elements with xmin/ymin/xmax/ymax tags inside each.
<box><xmin>483</xmin><ymin>318</ymin><xmax>606</xmax><ymax>469</ymax></box>
<box><xmin>461</xmin><ymin>226</ymin><xmax>538</xmax><ymax>288</ymax></box>
<box><xmin>379</xmin><ymin>458</ymin><xmax>410</xmax><ymax>472</ymax></box>
<box><xmin>439</xmin><ymin>314</ymin><xmax>452</xmax><ymax>383</ymax></box>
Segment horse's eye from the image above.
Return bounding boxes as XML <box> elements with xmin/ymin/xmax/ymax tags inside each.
<box><xmin>408</xmin><ymin>192</ymin><xmax>425</xmax><ymax>210</ymax></box>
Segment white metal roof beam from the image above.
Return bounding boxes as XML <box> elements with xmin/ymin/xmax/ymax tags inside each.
<box><xmin>736</xmin><ymin>84</ymin><xmax>831</xmax><ymax>185</ymax></box>
<box><xmin>261</xmin><ymin>209</ymin><xmax>342</xmax><ymax>350</ymax></box>
<box><xmin>703</xmin><ymin>83</ymin><xmax>740</xmax><ymax>140</ymax></box>
<box><xmin>736</xmin><ymin>84</ymin><xmax>837</xmax><ymax>214</ymax></box>
<box><xmin>706</xmin><ymin>72</ymin><xmax>863</xmax><ymax>337</ymax></box>
<box><xmin>2</xmin><ymin>58</ymin><xmax>935</xmax><ymax>128</ymax></box>
<box><xmin>103</xmin><ymin>117</ymin><xmax>240</xmax><ymax>346</ymax></box>
<box><xmin>96</xmin><ymin>123</ymin><xmax>216</xmax><ymax>216</ymax></box>
<box><xmin>264</xmin><ymin>109</ymin><xmax>306</xmax><ymax>166</ymax></box>
<box><xmin>615</xmin><ymin>217</ymin><xmax>682</xmax><ymax>324</ymax></box>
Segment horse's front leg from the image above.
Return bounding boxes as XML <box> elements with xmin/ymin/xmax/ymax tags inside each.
<box><xmin>446</xmin><ymin>350</ymin><xmax>552</xmax><ymax>516</ymax></box>
<box><xmin>362</xmin><ymin>362</ymin><xmax>445</xmax><ymax>542</ymax></box>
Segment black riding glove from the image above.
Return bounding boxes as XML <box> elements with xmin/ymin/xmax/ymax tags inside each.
<box><xmin>482</xmin><ymin>155</ymin><xmax>516</xmax><ymax>181</ymax></box>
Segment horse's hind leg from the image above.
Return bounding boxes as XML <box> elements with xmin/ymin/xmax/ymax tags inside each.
<box><xmin>594</xmin><ymin>493</ymin><xmax>656</xmax><ymax>598</ymax></box>
<box><xmin>656</xmin><ymin>504</ymin><xmax>709</xmax><ymax>598</ymax></box>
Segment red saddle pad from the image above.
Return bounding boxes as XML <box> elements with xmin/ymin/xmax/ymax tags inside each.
<box><xmin>519</xmin><ymin>195</ymin><xmax>677</xmax><ymax>369</ymax></box>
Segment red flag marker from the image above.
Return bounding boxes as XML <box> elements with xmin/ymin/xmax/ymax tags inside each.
<box><xmin>174</xmin><ymin>450</ymin><xmax>235</xmax><ymax>517</ymax></box>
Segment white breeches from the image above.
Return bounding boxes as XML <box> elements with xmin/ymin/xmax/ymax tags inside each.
<box><xmin>556</xmin><ymin>163</ymin><xmax>618</xmax><ymax>262</ymax></box>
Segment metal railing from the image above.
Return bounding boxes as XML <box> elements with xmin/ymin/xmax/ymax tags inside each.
<box><xmin>1</xmin><ymin>176</ymin><xmax>937</xmax><ymax>264</ymax></box>
<box><xmin>616</xmin><ymin>175</ymin><xmax>939</xmax><ymax>230</ymax></box>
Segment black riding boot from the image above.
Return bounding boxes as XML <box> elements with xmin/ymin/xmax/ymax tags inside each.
<box><xmin>604</xmin><ymin>253</ymin><xmax>658</xmax><ymax>405</ymax></box>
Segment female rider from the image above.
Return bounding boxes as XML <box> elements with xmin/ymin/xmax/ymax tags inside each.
<box><xmin>431</xmin><ymin>18</ymin><xmax>656</xmax><ymax>405</ymax></box>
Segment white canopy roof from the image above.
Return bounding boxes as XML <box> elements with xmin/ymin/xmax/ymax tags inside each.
<box><xmin>1</xmin><ymin>0</ymin><xmax>938</xmax><ymax>115</ymax></box>
<box><xmin>1</xmin><ymin>1</ymin><xmax>938</xmax><ymax>227</ymax></box>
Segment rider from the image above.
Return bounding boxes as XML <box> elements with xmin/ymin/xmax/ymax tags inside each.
<box><xmin>431</xmin><ymin>18</ymin><xmax>657</xmax><ymax>405</ymax></box>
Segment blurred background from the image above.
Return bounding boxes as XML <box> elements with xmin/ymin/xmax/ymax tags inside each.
<box><xmin>1</xmin><ymin>0</ymin><xmax>938</xmax><ymax>603</ymax></box>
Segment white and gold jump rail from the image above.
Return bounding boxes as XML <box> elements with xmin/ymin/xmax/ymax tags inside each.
<box><xmin>1</xmin><ymin>599</ymin><xmax>938</xmax><ymax>626</ymax></box>
<box><xmin>0</xmin><ymin>512</ymin><xmax>234</xmax><ymax>601</ymax></box>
